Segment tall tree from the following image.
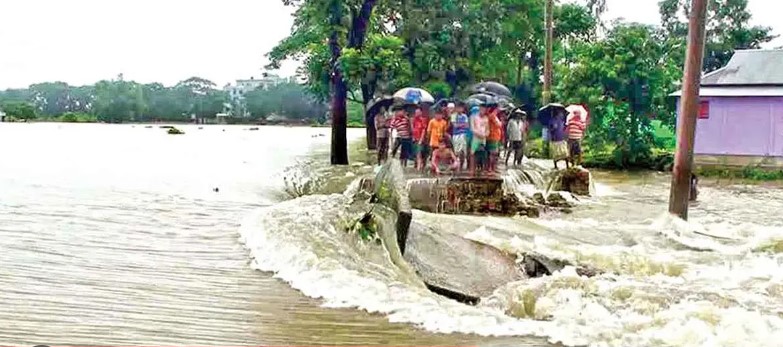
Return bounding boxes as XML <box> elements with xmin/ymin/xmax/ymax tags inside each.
<box><xmin>555</xmin><ymin>23</ymin><xmax>682</xmax><ymax>166</ymax></box>
<box><xmin>659</xmin><ymin>0</ymin><xmax>776</xmax><ymax>72</ymax></box>
<box><xmin>270</xmin><ymin>0</ymin><xmax>378</xmax><ymax>165</ymax></box>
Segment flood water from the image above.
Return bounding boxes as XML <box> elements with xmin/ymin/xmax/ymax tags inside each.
<box><xmin>2</xmin><ymin>123</ymin><xmax>782</xmax><ymax>347</ymax></box>
<box><xmin>0</xmin><ymin>123</ymin><xmax>531</xmax><ymax>346</ymax></box>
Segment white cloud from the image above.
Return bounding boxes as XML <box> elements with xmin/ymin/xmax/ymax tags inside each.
<box><xmin>0</xmin><ymin>0</ymin><xmax>780</xmax><ymax>90</ymax></box>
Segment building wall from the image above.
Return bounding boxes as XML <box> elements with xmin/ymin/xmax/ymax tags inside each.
<box><xmin>677</xmin><ymin>96</ymin><xmax>783</xmax><ymax>157</ymax></box>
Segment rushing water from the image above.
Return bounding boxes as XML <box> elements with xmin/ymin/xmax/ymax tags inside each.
<box><xmin>0</xmin><ymin>123</ymin><xmax>527</xmax><ymax>346</ymax></box>
<box><xmin>3</xmin><ymin>123</ymin><xmax>783</xmax><ymax>347</ymax></box>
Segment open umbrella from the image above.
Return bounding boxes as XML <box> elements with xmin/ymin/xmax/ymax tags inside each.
<box><xmin>393</xmin><ymin>87</ymin><xmax>435</xmax><ymax>105</ymax></box>
<box><xmin>467</xmin><ymin>93</ymin><xmax>496</xmax><ymax>106</ymax></box>
<box><xmin>566</xmin><ymin>104</ymin><xmax>589</xmax><ymax>124</ymax></box>
<box><xmin>470</xmin><ymin>81</ymin><xmax>512</xmax><ymax>97</ymax></box>
<box><xmin>366</xmin><ymin>96</ymin><xmax>394</xmax><ymax>118</ymax></box>
<box><xmin>538</xmin><ymin>103</ymin><xmax>567</xmax><ymax>125</ymax></box>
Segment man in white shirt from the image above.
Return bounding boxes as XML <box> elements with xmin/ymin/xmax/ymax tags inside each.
<box><xmin>505</xmin><ymin>109</ymin><xmax>527</xmax><ymax>167</ymax></box>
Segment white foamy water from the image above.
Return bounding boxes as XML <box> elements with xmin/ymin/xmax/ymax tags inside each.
<box><xmin>240</xmin><ymin>158</ymin><xmax>783</xmax><ymax>347</ymax></box>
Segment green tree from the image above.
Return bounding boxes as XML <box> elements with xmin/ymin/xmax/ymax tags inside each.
<box><xmin>269</xmin><ymin>0</ymin><xmax>379</xmax><ymax>165</ymax></box>
<box><xmin>28</xmin><ymin>82</ymin><xmax>75</xmax><ymax>116</ymax></box>
<box><xmin>245</xmin><ymin>81</ymin><xmax>327</xmax><ymax>120</ymax></box>
<box><xmin>93</xmin><ymin>75</ymin><xmax>146</xmax><ymax>123</ymax></box>
<box><xmin>1</xmin><ymin>101</ymin><xmax>37</xmax><ymax>121</ymax></box>
<box><xmin>659</xmin><ymin>0</ymin><xmax>776</xmax><ymax>72</ymax></box>
<box><xmin>554</xmin><ymin>23</ymin><xmax>681</xmax><ymax>167</ymax></box>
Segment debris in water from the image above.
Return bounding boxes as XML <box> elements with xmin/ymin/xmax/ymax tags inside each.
<box><xmin>167</xmin><ymin>127</ymin><xmax>185</xmax><ymax>135</ymax></box>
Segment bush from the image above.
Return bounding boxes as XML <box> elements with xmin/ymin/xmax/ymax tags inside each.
<box><xmin>583</xmin><ymin>146</ymin><xmax>673</xmax><ymax>171</ymax></box>
<box><xmin>347</xmin><ymin>100</ymin><xmax>365</xmax><ymax>126</ymax></box>
<box><xmin>59</xmin><ymin>112</ymin><xmax>97</xmax><ymax>123</ymax></box>
<box><xmin>698</xmin><ymin>166</ymin><xmax>783</xmax><ymax>181</ymax></box>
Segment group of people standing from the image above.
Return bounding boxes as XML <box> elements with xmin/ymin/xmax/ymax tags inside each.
<box><xmin>374</xmin><ymin>97</ymin><xmax>530</xmax><ymax>176</ymax></box>
<box><xmin>545</xmin><ymin>106</ymin><xmax>588</xmax><ymax>169</ymax></box>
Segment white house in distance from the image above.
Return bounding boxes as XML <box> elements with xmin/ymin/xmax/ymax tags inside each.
<box><xmin>223</xmin><ymin>73</ymin><xmax>288</xmax><ymax>117</ymax></box>
<box><xmin>224</xmin><ymin>73</ymin><xmax>286</xmax><ymax>101</ymax></box>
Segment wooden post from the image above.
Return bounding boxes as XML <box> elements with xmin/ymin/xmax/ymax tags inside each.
<box><xmin>669</xmin><ymin>0</ymin><xmax>708</xmax><ymax>220</ymax></box>
<box><xmin>542</xmin><ymin>0</ymin><xmax>553</xmax><ymax>105</ymax></box>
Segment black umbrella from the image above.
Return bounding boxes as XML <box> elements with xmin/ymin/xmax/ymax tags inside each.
<box><xmin>466</xmin><ymin>93</ymin><xmax>495</xmax><ymax>106</ymax></box>
<box><xmin>538</xmin><ymin>103</ymin><xmax>567</xmax><ymax>125</ymax></box>
<box><xmin>366</xmin><ymin>96</ymin><xmax>394</xmax><ymax>118</ymax></box>
<box><xmin>470</xmin><ymin>81</ymin><xmax>513</xmax><ymax>97</ymax></box>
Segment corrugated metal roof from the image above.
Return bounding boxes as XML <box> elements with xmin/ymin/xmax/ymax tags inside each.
<box><xmin>701</xmin><ymin>49</ymin><xmax>783</xmax><ymax>86</ymax></box>
<box><xmin>669</xmin><ymin>86</ymin><xmax>783</xmax><ymax>97</ymax></box>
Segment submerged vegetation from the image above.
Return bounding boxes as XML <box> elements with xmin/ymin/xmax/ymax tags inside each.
<box><xmin>697</xmin><ymin>167</ymin><xmax>783</xmax><ymax>182</ymax></box>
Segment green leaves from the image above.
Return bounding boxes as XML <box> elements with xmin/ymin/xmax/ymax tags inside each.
<box><xmin>554</xmin><ymin>22</ymin><xmax>681</xmax><ymax>166</ymax></box>
<box><xmin>659</xmin><ymin>0</ymin><xmax>776</xmax><ymax>72</ymax></box>
<box><xmin>0</xmin><ymin>101</ymin><xmax>37</xmax><ymax>120</ymax></box>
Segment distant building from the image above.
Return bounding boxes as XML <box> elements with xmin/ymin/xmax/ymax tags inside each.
<box><xmin>0</xmin><ymin>109</ymin><xmax>6</xmax><ymax>122</ymax></box>
<box><xmin>223</xmin><ymin>73</ymin><xmax>288</xmax><ymax>118</ymax></box>
<box><xmin>671</xmin><ymin>49</ymin><xmax>783</xmax><ymax>168</ymax></box>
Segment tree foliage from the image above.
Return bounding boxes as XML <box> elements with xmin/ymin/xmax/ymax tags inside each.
<box><xmin>555</xmin><ymin>23</ymin><xmax>682</xmax><ymax>166</ymax></box>
<box><xmin>0</xmin><ymin>76</ymin><xmax>229</xmax><ymax>123</ymax></box>
<box><xmin>659</xmin><ymin>0</ymin><xmax>777</xmax><ymax>72</ymax></box>
<box><xmin>1</xmin><ymin>101</ymin><xmax>37</xmax><ymax>120</ymax></box>
<box><xmin>245</xmin><ymin>81</ymin><xmax>328</xmax><ymax>120</ymax></box>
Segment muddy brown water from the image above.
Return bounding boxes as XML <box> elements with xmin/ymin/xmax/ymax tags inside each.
<box><xmin>0</xmin><ymin>123</ymin><xmax>544</xmax><ymax>346</ymax></box>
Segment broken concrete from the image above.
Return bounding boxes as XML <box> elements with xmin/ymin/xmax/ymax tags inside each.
<box><xmin>404</xmin><ymin>222</ymin><xmax>527</xmax><ymax>303</ymax></box>
<box><xmin>549</xmin><ymin>167</ymin><xmax>592</xmax><ymax>196</ymax></box>
<box><xmin>357</xmin><ymin>162</ymin><xmax>599</xmax><ymax>304</ymax></box>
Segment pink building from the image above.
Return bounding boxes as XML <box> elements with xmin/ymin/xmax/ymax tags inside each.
<box><xmin>671</xmin><ymin>49</ymin><xmax>783</xmax><ymax>168</ymax></box>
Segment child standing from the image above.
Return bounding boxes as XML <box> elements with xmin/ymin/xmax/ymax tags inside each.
<box><xmin>389</xmin><ymin>109</ymin><xmax>413</xmax><ymax>167</ymax></box>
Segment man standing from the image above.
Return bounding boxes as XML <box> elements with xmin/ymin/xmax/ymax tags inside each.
<box><xmin>374</xmin><ymin>108</ymin><xmax>390</xmax><ymax>165</ymax></box>
<box><xmin>566</xmin><ymin>109</ymin><xmax>587</xmax><ymax>167</ymax></box>
<box><xmin>450</xmin><ymin>103</ymin><xmax>470</xmax><ymax>171</ymax></box>
<box><xmin>470</xmin><ymin>104</ymin><xmax>490</xmax><ymax>175</ymax></box>
<box><xmin>505</xmin><ymin>110</ymin><xmax>527</xmax><ymax>167</ymax></box>
<box><xmin>427</xmin><ymin>110</ymin><xmax>448</xmax><ymax>153</ymax></box>
<box><xmin>411</xmin><ymin>108</ymin><xmax>429</xmax><ymax>171</ymax></box>
<box><xmin>548</xmin><ymin>109</ymin><xmax>569</xmax><ymax>169</ymax></box>
<box><xmin>486</xmin><ymin>104</ymin><xmax>504</xmax><ymax>172</ymax></box>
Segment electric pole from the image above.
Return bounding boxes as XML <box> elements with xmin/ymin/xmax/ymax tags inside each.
<box><xmin>542</xmin><ymin>0</ymin><xmax>554</xmax><ymax>158</ymax></box>
<box><xmin>543</xmin><ymin>0</ymin><xmax>553</xmax><ymax>105</ymax></box>
<box><xmin>669</xmin><ymin>0</ymin><xmax>708</xmax><ymax>220</ymax></box>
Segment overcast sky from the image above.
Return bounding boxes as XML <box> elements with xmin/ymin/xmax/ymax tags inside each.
<box><xmin>0</xmin><ymin>0</ymin><xmax>780</xmax><ymax>90</ymax></box>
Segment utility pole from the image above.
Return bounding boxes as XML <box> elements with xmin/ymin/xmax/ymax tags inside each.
<box><xmin>542</xmin><ymin>0</ymin><xmax>554</xmax><ymax>158</ymax></box>
<box><xmin>668</xmin><ymin>0</ymin><xmax>708</xmax><ymax>220</ymax></box>
<box><xmin>543</xmin><ymin>0</ymin><xmax>553</xmax><ymax>105</ymax></box>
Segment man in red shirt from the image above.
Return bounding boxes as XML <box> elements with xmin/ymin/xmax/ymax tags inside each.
<box><xmin>411</xmin><ymin>108</ymin><xmax>430</xmax><ymax>171</ymax></box>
